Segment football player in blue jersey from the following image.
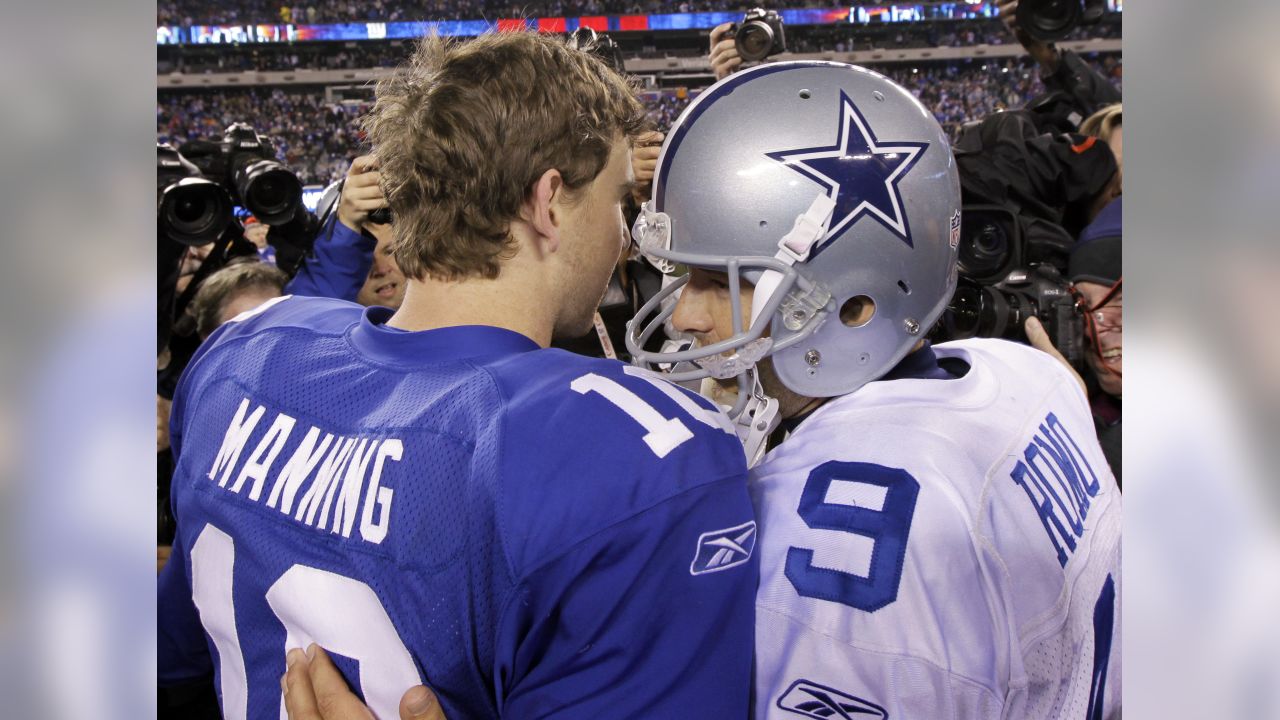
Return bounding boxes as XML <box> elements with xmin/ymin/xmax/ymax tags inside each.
<box><xmin>158</xmin><ymin>30</ymin><xmax>759</xmax><ymax>720</ymax></box>
<box><xmin>282</xmin><ymin>60</ymin><xmax>1120</xmax><ymax>720</ymax></box>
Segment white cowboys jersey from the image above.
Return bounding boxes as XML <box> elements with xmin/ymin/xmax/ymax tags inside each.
<box><xmin>751</xmin><ymin>338</ymin><xmax>1121</xmax><ymax>719</ymax></box>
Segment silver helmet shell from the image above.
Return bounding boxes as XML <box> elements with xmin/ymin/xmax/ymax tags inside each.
<box><xmin>627</xmin><ymin>61</ymin><xmax>961</xmax><ymax>399</ymax></box>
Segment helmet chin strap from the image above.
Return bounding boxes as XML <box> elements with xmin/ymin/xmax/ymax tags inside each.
<box><xmin>726</xmin><ymin>193</ymin><xmax>832</xmax><ymax>467</ymax></box>
<box><xmin>749</xmin><ymin>193</ymin><xmax>836</xmax><ymax>326</ymax></box>
<box><xmin>708</xmin><ymin>368</ymin><xmax>779</xmax><ymax>468</ymax></box>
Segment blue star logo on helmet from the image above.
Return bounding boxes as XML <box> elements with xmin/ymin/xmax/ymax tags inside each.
<box><xmin>766</xmin><ymin>91</ymin><xmax>928</xmax><ymax>248</ymax></box>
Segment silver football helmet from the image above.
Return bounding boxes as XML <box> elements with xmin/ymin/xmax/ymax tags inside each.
<box><xmin>626</xmin><ymin>61</ymin><xmax>961</xmax><ymax>458</ymax></box>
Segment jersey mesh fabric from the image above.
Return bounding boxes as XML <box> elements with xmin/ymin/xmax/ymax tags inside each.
<box><xmin>1019</xmin><ymin>489</ymin><xmax>1121</xmax><ymax>719</ymax></box>
<box><xmin>172</xmin><ymin>319</ymin><xmax>513</xmax><ymax>717</ymax></box>
<box><xmin>161</xmin><ymin>298</ymin><xmax>759</xmax><ymax>720</ymax></box>
<box><xmin>748</xmin><ymin>338</ymin><xmax>1121</xmax><ymax>720</ymax></box>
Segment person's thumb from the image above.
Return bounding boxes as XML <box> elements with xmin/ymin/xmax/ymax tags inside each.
<box><xmin>400</xmin><ymin>685</ymin><xmax>445</xmax><ymax>720</ymax></box>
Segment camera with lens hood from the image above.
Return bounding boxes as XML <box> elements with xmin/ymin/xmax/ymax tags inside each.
<box><xmin>930</xmin><ymin>264</ymin><xmax>1084</xmax><ymax>368</ymax></box>
<box><xmin>725</xmin><ymin>8</ymin><xmax>787</xmax><ymax>63</ymax></box>
<box><xmin>1015</xmin><ymin>0</ymin><xmax>1107</xmax><ymax>43</ymax></box>
<box><xmin>178</xmin><ymin>122</ymin><xmax>304</xmax><ymax>227</ymax></box>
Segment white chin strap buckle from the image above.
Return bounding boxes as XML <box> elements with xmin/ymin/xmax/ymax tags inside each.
<box><xmin>735</xmin><ymin>374</ymin><xmax>781</xmax><ymax>468</ymax></box>
<box><xmin>751</xmin><ymin>193</ymin><xmax>837</xmax><ymax>326</ymax></box>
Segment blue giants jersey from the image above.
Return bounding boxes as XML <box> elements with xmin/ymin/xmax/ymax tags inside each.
<box><xmin>158</xmin><ymin>296</ymin><xmax>757</xmax><ymax>720</ymax></box>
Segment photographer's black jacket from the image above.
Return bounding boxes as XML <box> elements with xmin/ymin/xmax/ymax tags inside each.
<box><xmin>953</xmin><ymin>109</ymin><xmax>1118</xmax><ymax>247</ymax></box>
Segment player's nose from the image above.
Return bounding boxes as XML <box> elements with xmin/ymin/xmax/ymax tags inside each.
<box><xmin>672</xmin><ymin>280</ymin><xmax>714</xmax><ymax>336</ymax></box>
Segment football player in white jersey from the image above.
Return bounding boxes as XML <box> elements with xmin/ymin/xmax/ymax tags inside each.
<box><xmin>282</xmin><ymin>61</ymin><xmax>1121</xmax><ymax>720</ymax></box>
<box><xmin>624</xmin><ymin>60</ymin><xmax>1121</xmax><ymax>720</ymax></box>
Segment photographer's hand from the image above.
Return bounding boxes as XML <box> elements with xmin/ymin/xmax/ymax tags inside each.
<box><xmin>709</xmin><ymin>22</ymin><xmax>742</xmax><ymax>80</ymax></box>
<box><xmin>997</xmin><ymin>0</ymin><xmax>1061</xmax><ymax>74</ymax></box>
<box><xmin>337</xmin><ymin>155</ymin><xmax>387</xmax><ymax>233</ymax></box>
<box><xmin>631</xmin><ymin>130</ymin><xmax>664</xmax><ymax>204</ymax></box>
<box><xmin>1025</xmin><ymin>317</ymin><xmax>1087</xmax><ymax>395</ymax></box>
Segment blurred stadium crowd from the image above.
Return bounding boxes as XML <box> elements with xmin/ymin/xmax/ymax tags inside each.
<box><xmin>162</xmin><ymin>0</ymin><xmax>842</xmax><ymax>26</ymax></box>
<box><xmin>158</xmin><ymin>55</ymin><xmax>1120</xmax><ymax>186</ymax></box>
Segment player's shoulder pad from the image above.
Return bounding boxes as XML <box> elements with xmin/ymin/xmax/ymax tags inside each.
<box><xmin>484</xmin><ymin>349</ymin><xmax>749</xmax><ymax>573</ymax></box>
<box><xmin>178</xmin><ymin>295</ymin><xmax>363</xmax><ymax>399</ymax></box>
<box><xmin>206</xmin><ymin>294</ymin><xmax>362</xmax><ymax>348</ymax></box>
<box><xmin>944</xmin><ymin>336</ymin><xmax>1079</xmax><ymax>386</ymax></box>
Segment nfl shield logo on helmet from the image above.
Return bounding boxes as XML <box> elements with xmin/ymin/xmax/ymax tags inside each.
<box><xmin>689</xmin><ymin>521</ymin><xmax>757</xmax><ymax>576</ymax></box>
<box><xmin>949</xmin><ymin>209</ymin><xmax>962</xmax><ymax>249</ymax></box>
<box><xmin>777</xmin><ymin>679</ymin><xmax>888</xmax><ymax>719</ymax></box>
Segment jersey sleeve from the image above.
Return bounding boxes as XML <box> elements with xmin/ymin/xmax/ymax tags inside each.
<box><xmin>495</xmin><ymin>476</ymin><xmax>758</xmax><ymax>719</ymax></box>
<box><xmin>284</xmin><ymin>215</ymin><xmax>374</xmax><ymax>302</ymax></box>
<box><xmin>487</xmin><ymin>356</ymin><xmax>757</xmax><ymax>718</ymax></box>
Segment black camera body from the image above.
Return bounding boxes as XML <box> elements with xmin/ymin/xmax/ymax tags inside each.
<box><xmin>1015</xmin><ymin>0</ymin><xmax>1108</xmax><ymax>43</ymax></box>
<box><xmin>931</xmin><ymin>264</ymin><xmax>1084</xmax><ymax>367</ymax></box>
<box><xmin>157</xmin><ymin>143</ymin><xmax>234</xmax><ymax>247</ymax></box>
<box><xmin>955</xmin><ymin>204</ymin><xmax>1075</xmax><ymax>285</ymax></box>
<box><xmin>569</xmin><ymin>26</ymin><xmax>627</xmax><ymax>76</ymax></box>
<box><xmin>726</xmin><ymin>8</ymin><xmax>787</xmax><ymax>63</ymax></box>
<box><xmin>181</xmin><ymin>123</ymin><xmax>304</xmax><ymax>226</ymax></box>
<box><xmin>934</xmin><ymin>205</ymin><xmax>1082</xmax><ymax>367</ymax></box>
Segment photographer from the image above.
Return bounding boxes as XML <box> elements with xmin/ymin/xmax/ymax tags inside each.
<box><xmin>285</xmin><ymin>154</ymin><xmax>386</xmax><ymax>303</ymax></box>
<box><xmin>1070</xmin><ymin>196</ymin><xmax>1122</xmax><ymax>482</ymax></box>
<box><xmin>709</xmin><ymin>10</ymin><xmax>787</xmax><ymax>81</ymax></box>
<box><xmin>709</xmin><ymin>22</ymin><xmax>743</xmax><ymax>80</ymax></box>
<box><xmin>188</xmin><ymin>259</ymin><xmax>289</xmax><ymax>340</ymax></box>
<box><xmin>353</xmin><ymin>220</ymin><xmax>406</xmax><ymax>309</ymax></box>
<box><xmin>997</xmin><ymin>0</ymin><xmax>1121</xmax><ymax>129</ymax></box>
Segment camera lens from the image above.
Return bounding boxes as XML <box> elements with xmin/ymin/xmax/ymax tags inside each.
<box><xmin>235</xmin><ymin>158</ymin><xmax>302</xmax><ymax>225</ymax></box>
<box><xmin>947</xmin><ymin>282</ymin><xmax>983</xmax><ymax>337</ymax></box>
<box><xmin>159</xmin><ymin>178</ymin><xmax>232</xmax><ymax>246</ymax></box>
<box><xmin>958</xmin><ymin>220</ymin><xmax>1012</xmax><ymax>282</ymax></box>
<box><xmin>1016</xmin><ymin>0</ymin><xmax>1083</xmax><ymax>43</ymax></box>
<box><xmin>736</xmin><ymin>23</ymin><xmax>775</xmax><ymax>62</ymax></box>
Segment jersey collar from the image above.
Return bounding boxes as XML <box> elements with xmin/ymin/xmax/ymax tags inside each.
<box><xmin>878</xmin><ymin>341</ymin><xmax>969</xmax><ymax>383</ymax></box>
<box><xmin>347</xmin><ymin>305</ymin><xmax>540</xmax><ymax>366</ymax></box>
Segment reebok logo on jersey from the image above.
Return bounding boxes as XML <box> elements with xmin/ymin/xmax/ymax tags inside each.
<box><xmin>777</xmin><ymin>679</ymin><xmax>888</xmax><ymax>719</ymax></box>
<box><xmin>689</xmin><ymin>521</ymin><xmax>757</xmax><ymax>576</ymax></box>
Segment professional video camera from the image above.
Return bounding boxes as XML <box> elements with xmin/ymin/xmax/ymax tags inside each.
<box><xmin>930</xmin><ymin>265</ymin><xmax>1084</xmax><ymax>367</ymax></box>
<box><xmin>932</xmin><ymin>203</ymin><xmax>1084</xmax><ymax>368</ymax></box>
<box><xmin>1016</xmin><ymin>0</ymin><xmax>1107</xmax><ymax>42</ymax></box>
<box><xmin>178</xmin><ymin>122</ymin><xmax>304</xmax><ymax>226</ymax></box>
<box><xmin>954</xmin><ymin>204</ymin><xmax>1074</xmax><ymax>285</ymax></box>
<box><xmin>928</xmin><ymin>106</ymin><xmax>1118</xmax><ymax>368</ymax></box>
<box><xmin>725</xmin><ymin>8</ymin><xmax>787</xmax><ymax>63</ymax></box>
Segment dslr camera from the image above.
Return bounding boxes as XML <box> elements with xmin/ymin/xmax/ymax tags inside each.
<box><xmin>179</xmin><ymin>122</ymin><xmax>304</xmax><ymax>226</ymax></box>
<box><xmin>725</xmin><ymin>8</ymin><xmax>787</xmax><ymax>63</ymax></box>
<box><xmin>157</xmin><ymin>142</ymin><xmax>233</xmax><ymax>246</ymax></box>
<box><xmin>931</xmin><ymin>205</ymin><xmax>1085</xmax><ymax>368</ymax></box>
<box><xmin>1015</xmin><ymin>0</ymin><xmax>1108</xmax><ymax>43</ymax></box>
<box><xmin>569</xmin><ymin>26</ymin><xmax>627</xmax><ymax>76</ymax></box>
<box><xmin>931</xmin><ymin>265</ymin><xmax>1084</xmax><ymax>367</ymax></box>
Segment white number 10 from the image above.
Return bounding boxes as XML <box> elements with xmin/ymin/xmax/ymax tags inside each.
<box><xmin>190</xmin><ymin>524</ymin><xmax>420</xmax><ymax>720</ymax></box>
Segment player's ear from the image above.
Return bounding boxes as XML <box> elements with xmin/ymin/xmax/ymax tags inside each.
<box><xmin>520</xmin><ymin>168</ymin><xmax>564</xmax><ymax>255</ymax></box>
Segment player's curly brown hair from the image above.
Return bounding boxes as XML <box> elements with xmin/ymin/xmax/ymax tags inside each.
<box><xmin>363</xmin><ymin>31</ymin><xmax>647</xmax><ymax>281</ymax></box>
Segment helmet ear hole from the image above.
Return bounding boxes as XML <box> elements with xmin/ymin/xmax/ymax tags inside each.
<box><xmin>840</xmin><ymin>295</ymin><xmax>876</xmax><ymax>328</ymax></box>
